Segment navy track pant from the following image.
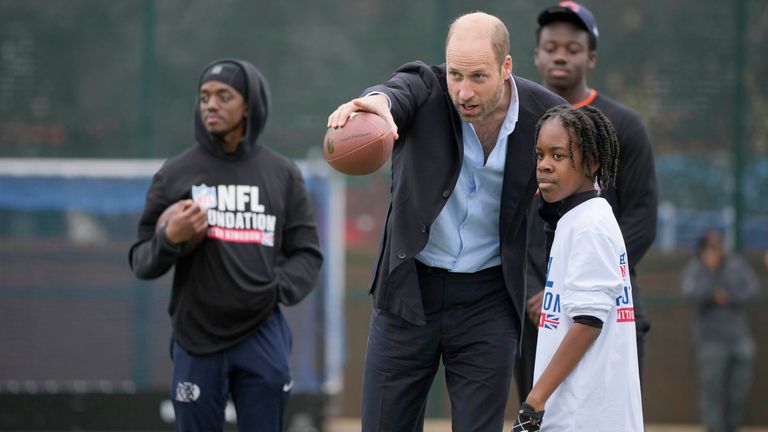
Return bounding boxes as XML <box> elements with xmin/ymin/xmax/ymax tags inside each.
<box><xmin>170</xmin><ymin>307</ymin><xmax>292</xmax><ymax>432</ymax></box>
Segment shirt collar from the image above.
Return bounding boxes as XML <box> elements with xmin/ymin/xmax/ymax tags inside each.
<box><xmin>501</xmin><ymin>75</ymin><xmax>520</xmax><ymax>135</ymax></box>
<box><xmin>538</xmin><ymin>189</ymin><xmax>600</xmax><ymax>226</ymax></box>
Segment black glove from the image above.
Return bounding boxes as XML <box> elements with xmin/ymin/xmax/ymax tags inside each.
<box><xmin>511</xmin><ymin>402</ymin><xmax>545</xmax><ymax>432</ymax></box>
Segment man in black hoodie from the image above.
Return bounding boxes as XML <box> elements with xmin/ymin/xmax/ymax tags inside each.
<box><xmin>129</xmin><ymin>59</ymin><xmax>323</xmax><ymax>432</ymax></box>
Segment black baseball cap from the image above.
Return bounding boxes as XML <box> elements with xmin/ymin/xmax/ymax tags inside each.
<box><xmin>537</xmin><ymin>1</ymin><xmax>599</xmax><ymax>48</ymax></box>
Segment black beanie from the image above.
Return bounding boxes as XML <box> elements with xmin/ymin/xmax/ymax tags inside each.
<box><xmin>200</xmin><ymin>61</ymin><xmax>247</xmax><ymax>100</ymax></box>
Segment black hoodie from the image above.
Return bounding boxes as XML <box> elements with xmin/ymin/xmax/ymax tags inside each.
<box><xmin>129</xmin><ymin>59</ymin><xmax>323</xmax><ymax>355</ymax></box>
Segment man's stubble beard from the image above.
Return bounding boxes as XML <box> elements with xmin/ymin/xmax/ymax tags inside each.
<box><xmin>455</xmin><ymin>76</ymin><xmax>505</xmax><ymax>124</ymax></box>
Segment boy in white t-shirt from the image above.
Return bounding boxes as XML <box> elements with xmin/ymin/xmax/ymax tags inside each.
<box><xmin>512</xmin><ymin>105</ymin><xmax>643</xmax><ymax>432</ymax></box>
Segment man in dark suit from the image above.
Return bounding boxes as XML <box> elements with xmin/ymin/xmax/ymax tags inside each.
<box><xmin>327</xmin><ymin>12</ymin><xmax>565</xmax><ymax>432</ymax></box>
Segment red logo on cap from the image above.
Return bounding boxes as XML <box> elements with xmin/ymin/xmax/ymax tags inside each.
<box><xmin>559</xmin><ymin>1</ymin><xmax>581</xmax><ymax>12</ymax></box>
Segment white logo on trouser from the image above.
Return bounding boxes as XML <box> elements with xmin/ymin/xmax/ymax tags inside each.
<box><xmin>283</xmin><ymin>380</ymin><xmax>294</xmax><ymax>392</ymax></box>
<box><xmin>175</xmin><ymin>382</ymin><xmax>201</xmax><ymax>402</ymax></box>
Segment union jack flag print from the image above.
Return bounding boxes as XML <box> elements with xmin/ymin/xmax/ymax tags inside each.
<box><xmin>539</xmin><ymin>312</ymin><xmax>560</xmax><ymax>330</ymax></box>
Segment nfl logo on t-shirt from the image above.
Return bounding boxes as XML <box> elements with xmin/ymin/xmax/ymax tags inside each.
<box><xmin>192</xmin><ymin>184</ymin><xmax>217</xmax><ymax>209</ymax></box>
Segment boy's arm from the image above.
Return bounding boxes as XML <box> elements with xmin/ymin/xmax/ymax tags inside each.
<box><xmin>524</xmin><ymin>323</ymin><xmax>601</xmax><ymax>411</ymax></box>
<box><xmin>273</xmin><ymin>164</ymin><xmax>324</xmax><ymax>305</ymax></box>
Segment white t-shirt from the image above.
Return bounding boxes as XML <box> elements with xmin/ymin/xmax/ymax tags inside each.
<box><xmin>533</xmin><ymin>197</ymin><xmax>643</xmax><ymax>432</ymax></box>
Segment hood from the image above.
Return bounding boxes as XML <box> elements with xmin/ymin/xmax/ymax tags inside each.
<box><xmin>194</xmin><ymin>58</ymin><xmax>271</xmax><ymax>158</ymax></box>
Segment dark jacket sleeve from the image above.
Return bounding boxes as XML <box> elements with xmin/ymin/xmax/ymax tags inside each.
<box><xmin>128</xmin><ymin>170</ymin><xmax>181</xmax><ymax>279</ymax></box>
<box><xmin>525</xmin><ymin>197</ymin><xmax>547</xmax><ymax>299</ymax></box>
<box><xmin>273</xmin><ymin>164</ymin><xmax>324</xmax><ymax>305</ymax></box>
<box><xmin>364</xmin><ymin>61</ymin><xmax>436</xmax><ymax>130</ymax></box>
<box><xmin>526</xmin><ymin>193</ymin><xmax>560</xmax><ymax>299</ymax></box>
<box><xmin>615</xmin><ymin>112</ymin><xmax>658</xmax><ymax>269</ymax></box>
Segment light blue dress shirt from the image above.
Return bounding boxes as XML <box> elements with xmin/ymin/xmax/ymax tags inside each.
<box><xmin>416</xmin><ymin>76</ymin><xmax>520</xmax><ymax>272</ymax></box>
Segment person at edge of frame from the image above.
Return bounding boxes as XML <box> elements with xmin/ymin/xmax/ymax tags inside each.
<box><xmin>682</xmin><ymin>230</ymin><xmax>759</xmax><ymax>432</ymax></box>
<box><xmin>129</xmin><ymin>58</ymin><xmax>323</xmax><ymax>432</ymax></box>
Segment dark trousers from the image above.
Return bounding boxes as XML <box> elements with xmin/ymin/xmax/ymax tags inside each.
<box><xmin>362</xmin><ymin>263</ymin><xmax>520</xmax><ymax>432</ymax></box>
<box><xmin>170</xmin><ymin>308</ymin><xmax>292</xmax><ymax>432</ymax></box>
<box><xmin>512</xmin><ymin>316</ymin><xmax>538</xmax><ymax>404</ymax></box>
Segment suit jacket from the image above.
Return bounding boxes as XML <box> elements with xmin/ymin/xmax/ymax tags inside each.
<box><xmin>365</xmin><ymin>61</ymin><xmax>566</xmax><ymax>326</ymax></box>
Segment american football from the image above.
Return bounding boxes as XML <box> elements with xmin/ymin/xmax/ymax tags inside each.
<box><xmin>156</xmin><ymin>201</ymin><xmax>206</xmax><ymax>255</ymax></box>
<box><xmin>323</xmin><ymin>111</ymin><xmax>394</xmax><ymax>176</ymax></box>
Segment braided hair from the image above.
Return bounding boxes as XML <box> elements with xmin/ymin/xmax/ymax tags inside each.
<box><xmin>534</xmin><ymin>104</ymin><xmax>620</xmax><ymax>189</ymax></box>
